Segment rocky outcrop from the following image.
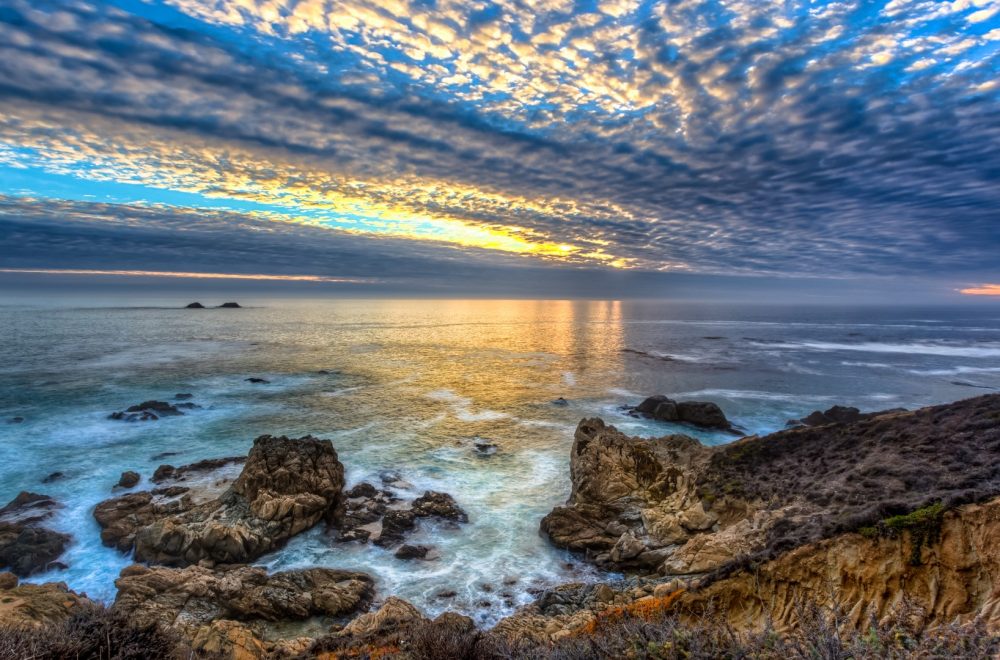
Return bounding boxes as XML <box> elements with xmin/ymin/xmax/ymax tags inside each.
<box><xmin>631</xmin><ymin>395</ymin><xmax>734</xmax><ymax>430</ymax></box>
<box><xmin>113</xmin><ymin>563</ymin><xmax>373</xmax><ymax>631</ymax></box>
<box><xmin>0</xmin><ymin>574</ymin><xmax>94</xmax><ymax>627</ymax></box>
<box><xmin>219</xmin><ymin>302</ymin><xmax>241</xmax><ymax>308</ymax></box>
<box><xmin>95</xmin><ymin>457</ymin><xmax>244</xmax><ymax>553</ymax></box>
<box><xmin>132</xmin><ymin>435</ymin><xmax>345</xmax><ymax>566</ymax></box>
<box><xmin>542</xmin><ymin>394</ymin><xmax>1000</xmax><ymax>578</ymax></box>
<box><xmin>109</xmin><ymin>400</ymin><xmax>184</xmax><ymax>422</ymax></box>
<box><xmin>334</xmin><ymin>484</ymin><xmax>468</xmax><ymax>549</ymax></box>
<box><xmin>0</xmin><ymin>492</ymin><xmax>71</xmax><ymax>576</ymax></box>
<box><xmin>790</xmin><ymin>404</ymin><xmax>906</xmax><ymax>427</ymax></box>
<box><xmin>185</xmin><ymin>302</ymin><xmax>205</xmax><ymax>308</ymax></box>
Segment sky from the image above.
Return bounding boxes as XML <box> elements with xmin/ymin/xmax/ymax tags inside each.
<box><xmin>0</xmin><ymin>0</ymin><xmax>998</xmax><ymax>301</ymax></box>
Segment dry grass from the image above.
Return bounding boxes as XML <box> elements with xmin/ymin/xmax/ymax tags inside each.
<box><xmin>0</xmin><ymin>603</ymin><xmax>185</xmax><ymax>660</ymax></box>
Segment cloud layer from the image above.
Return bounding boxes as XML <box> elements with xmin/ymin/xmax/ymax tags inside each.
<box><xmin>0</xmin><ymin>0</ymin><xmax>998</xmax><ymax>291</ymax></box>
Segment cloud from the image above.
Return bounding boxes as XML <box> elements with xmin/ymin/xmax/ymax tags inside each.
<box><xmin>0</xmin><ymin>0</ymin><xmax>998</xmax><ymax>288</ymax></box>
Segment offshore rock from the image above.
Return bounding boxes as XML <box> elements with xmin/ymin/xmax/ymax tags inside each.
<box><xmin>632</xmin><ymin>395</ymin><xmax>733</xmax><ymax>430</ymax></box>
<box><xmin>0</xmin><ymin>492</ymin><xmax>71</xmax><ymax>577</ymax></box>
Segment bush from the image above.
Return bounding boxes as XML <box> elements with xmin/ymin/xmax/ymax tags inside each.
<box><xmin>0</xmin><ymin>603</ymin><xmax>184</xmax><ymax>660</ymax></box>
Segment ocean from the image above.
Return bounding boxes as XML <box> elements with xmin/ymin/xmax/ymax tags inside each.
<box><xmin>2</xmin><ymin>298</ymin><xmax>999</xmax><ymax>625</ymax></box>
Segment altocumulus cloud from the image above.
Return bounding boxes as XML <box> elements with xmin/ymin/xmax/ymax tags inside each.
<box><xmin>0</xmin><ymin>0</ymin><xmax>998</xmax><ymax>292</ymax></box>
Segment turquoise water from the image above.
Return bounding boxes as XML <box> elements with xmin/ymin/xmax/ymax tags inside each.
<box><xmin>1</xmin><ymin>299</ymin><xmax>999</xmax><ymax>624</ymax></box>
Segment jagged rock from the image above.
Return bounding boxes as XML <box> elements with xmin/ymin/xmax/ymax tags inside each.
<box><xmin>474</xmin><ymin>441</ymin><xmax>498</xmax><ymax>456</ymax></box>
<box><xmin>133</xmin><ymin>435</ymin><xmax>345</xmax><ymax>566</ymax></box>
<box><xmin>185</xmin><ymin>302</ymin><xmax>205</xmax><ymax>309</ymax></box>
<box><xmin>117</xmin><ymin>471</ymin><xmax>140</xmax><ymax>489</ymax></box>
<box><xmin>374</xmin><ymin>509</ymin><xmax>416</xmax><ymax>548</ymax></box>
<box><xmin>412</xmin><ymin>491</ymin><xmax>469</xmax><ymax>522</ymax></box>
<box><xmin>395</xmin><ymin>544</ymin><xmax>430</xmax><ymax>560</ymax></box>
<box><xmin>114</xmin><ymin>563</ymin><xmax>373</xmax><ymax>632</ymax></box>
<box><xmin>0</xmin><ymin>492</ymin><xmax>71</xmax><ymax>577</ymax></box>
<box><xmin>151</xmin><ymin>456</ymin><xmax>244</xmax><ymax>484</ymax></box>
<box><xmin>94</xmin><ymin>489</ymin><xmax>193</xmax><ymax>552</ymax></box>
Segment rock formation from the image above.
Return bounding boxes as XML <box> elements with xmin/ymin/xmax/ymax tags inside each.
<box><xmin>219</xmin><ymin>302</ymin><xmax>242</xmax><ymax>308</ymax></box>
<box><xmin>0</xmin><ymin>492</ymin><xmax>71</xmax><ymax>576</ymax></box>
<box><xmin>185</xmin><ymin>302</ymin><xmax>205</xmax><ymax>309</ymax></box>
<box><xmin>132</xmin><ymin>435</ymin><xmax>345</xmax><ymax>566</ymax></box>
<box><xmin>542</xmin><ymin>394</ymin><xmax>1000</xmax><ymax>578</ymax></box>
<box><xmin>109</xmin><ymin>400</ymin><xmax>185</xmax><ymax>421</ymax></box>
<box><xmin>335</xmin><ymin>486</ymin><xmax>468</xmax><ymax>548</ymax></box>
<box><xmin>630</xmin><ymin>395</ymin><xmax>734</xmax><ymax>430</ymax></box>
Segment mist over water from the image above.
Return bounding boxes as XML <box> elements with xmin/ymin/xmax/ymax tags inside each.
<box><xmin>1</xmin><ymin>299</ymin><xmax>999</xmax><ymax>624</ymax></box>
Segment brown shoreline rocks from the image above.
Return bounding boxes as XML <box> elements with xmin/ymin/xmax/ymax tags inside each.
<box><xmin>542</xmin><ymin>394</ymin><xmax>1000</xmax><ymax>579</ymax></box>
<box><xmin>631</xmin><ymin>395</ymin><xmax>734</xmax><ymax>430</ymax></box>
<box><xmin>134</xmin><ymin>435</ymin><xmax>345</xmax><ymax>566</ymax></box>
<box><xmin>0</xmin><ymin>492</ymin><xmax>71</xmax><ymax>577</ymax></box>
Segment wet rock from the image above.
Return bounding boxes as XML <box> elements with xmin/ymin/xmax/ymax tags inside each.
<box><xmin>474</xmin><ymin>441</ymin><xmax>498</xmax><ymax>456</ymax></box>
<box><xmin>245</xmin><ymin>377</ymin><xmax>270</xmax><ymax>384</ymax></box>
<box><xmin>394</xmin><ymin>544</ymin><xmax>430</xmax><ymax>560</ymax></box>
<box><xmin>374</xmin><ymin>509</ymin><xmax>416</xmax><ymax>547</ymax></box>
<box><xmin>41</xmin><ymin>471</ymin><xmax>65</xmax><ymax>484</ymax></box>
<box><xmin>218</xmin><ymin>302</ymin><xmax>241</xmax><ymax>308</ymax></box>
<box><xmin>116</xmin><ymin>471</ymin><xmax>140</xmax><ymax>489</ymax></box>
<box><xmin>633</xmin><ymin>395</ymin><xmax>732</xmax><ymax>430</ymax></box>
<box><xmin>347</xmin><ymin>482</ymin><xmax>379</xmax><ymax>499</ymax></box>
<box><xmin>110</xmin><ymin>400</ymin><xmax>184</xmax><ymax>421</ymax></box>
<box><xmin>134</xmin><ymin>435</ymin><xmax>345</xmax><ymax>566</ymax></box>
<box><xmin>185</xmin><ymin>302</ymin><xmax>205</xmax><ymax>308</ymax></box>
<box><xmin>434</xmin><ymin>589</ymin><xmax>457</xmax><ymax>599</ymax></box>
<box><xmin>552</xmin><ymin>397</ymin><xmax>568</xmax><ymax>406</ymax></box>
<box><xmin>175</xmin><ymin>393</ymin><xmax>193</xmax><ymax>400</ymax></box>
<box><xmin>151</xmin><ymin>455</ymin><xmax>244</xmax><ymax>484</ymax></box>
<box><xmin>7</xmin><ymin>416</ymin><xmax>24</xmax><ymax>424</ymax></box>
<box><xmin>412</xmin><ymin>491</ymin><xmax>469</xmax><ymax>523</ymax></box>
<box><xmin>151</xmin><ymin>451</ymin><xmax>180</xmax><ymax>461</ymax></box>
<box><xmin>0</xmin><ymin>492</ymin><xmax>71</xmax><ymax>577</ymax></box>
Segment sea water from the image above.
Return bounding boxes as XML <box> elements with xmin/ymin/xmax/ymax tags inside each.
<box><xmin>1</xmin><ymin>299</ymin><xmax>998</xmax><ymax>625</ymax></box>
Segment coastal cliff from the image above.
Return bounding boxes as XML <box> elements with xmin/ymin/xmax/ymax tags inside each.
<box><xmin>541</xmin><ymin>393</ymin><xmax>1000</xmax><ymax>578</ymax></box>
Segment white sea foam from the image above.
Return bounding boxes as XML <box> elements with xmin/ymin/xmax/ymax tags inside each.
<box><xmin>905</xmin><ymin>366</ymin><xmax>1000</xmax><ymax>376</ymax></box>
<box><xmin>756</xmin><ymin>340</ymin><xmax>1000</xmax><ymax>357</ymax></box>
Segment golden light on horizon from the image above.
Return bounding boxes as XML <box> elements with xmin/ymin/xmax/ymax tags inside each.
<box><xmin>959</xmin><ymin>284</ymin><xmax>1000</xmax><ymax>296</ymax></box>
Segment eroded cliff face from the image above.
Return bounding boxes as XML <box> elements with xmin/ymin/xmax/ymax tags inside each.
<box><xmin>676</xmin><ymin>496</ymin><xmax>1000</xmax><ymax>634</ymax></box>
<box><xmin>541</xmin><ymin>394</ymin><xmax>1000</xmax><ymax>578</ymax></box>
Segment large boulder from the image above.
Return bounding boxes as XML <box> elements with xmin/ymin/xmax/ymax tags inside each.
<box><xmin>540</xmin><ymin>419</ymin><xmax>715</xmax><ymax>572</ymax></box>
<box><xmin>131</xmin><ymin>435</ymin><xmax>345</xmax><ymax>566</ymax></box>
<box><xmin>0</xmin><ymin>492</ymin><xmax>71</xmax><ymax>577</ymax></box>
<box><xmin>632</xmin><ymin>396</ymin><xmax>733</xmax><ymax>430</ymax></box>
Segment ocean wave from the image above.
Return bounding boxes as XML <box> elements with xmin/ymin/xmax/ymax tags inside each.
<box><xmin>906</xmin><ymin>366</ymin><xmax>1000</xmax><ymax>376</ymax></box>
<box><xmin>757</xmin><ymin>341</ymin><xmax>1000</xmax><ymax>358</ymax></box>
